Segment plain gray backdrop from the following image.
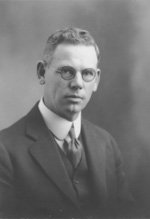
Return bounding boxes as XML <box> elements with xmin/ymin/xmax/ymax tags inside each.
<box><xmin>1</xmin><ymin>0</ymin><xmax>150</xmax><ymax>216</ymax></box>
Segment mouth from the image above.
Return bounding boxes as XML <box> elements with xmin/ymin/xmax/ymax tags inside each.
<box><xmin>65</xmin><ymin>95</ymin><xmax>83</xmax><ymax>102</ymax></box>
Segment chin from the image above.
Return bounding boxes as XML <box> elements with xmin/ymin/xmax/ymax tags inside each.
<box><xmin>64</xmin><ymin>109</ymin><xmax>80</xmax><ymax>121</ymax></box>
<box><xmin>68</xmin><ymin>103</ymin><xmax>83</xmax><ymax>113</ymax></box>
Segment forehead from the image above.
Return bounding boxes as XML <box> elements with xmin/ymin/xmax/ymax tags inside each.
<box><xmin>51</xmin><ymin>44</ymin><xmax>98</xmax><ymax>67</ymax></box>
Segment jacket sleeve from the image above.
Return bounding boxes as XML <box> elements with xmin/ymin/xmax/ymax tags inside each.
<box><xmin>0</xmin><ymin>142</ymin><xmax>17</xmax><ymax>217</ymax></box>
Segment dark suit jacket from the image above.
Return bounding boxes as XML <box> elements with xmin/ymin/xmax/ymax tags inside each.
<box><xmin>0</xmin><ymin>103</ymin><xmax>132</xmax><ymax>218</ymax></box>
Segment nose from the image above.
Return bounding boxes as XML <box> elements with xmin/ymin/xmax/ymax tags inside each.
<box><xmin>70</xmin><ymin>71</ymin><xmax>83</xmax><ymax>90</ymax></box>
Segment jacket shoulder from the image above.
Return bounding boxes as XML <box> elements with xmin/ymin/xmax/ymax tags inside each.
<box><xmin>0</xmin><ymin>103</ymin><xmax>39</xmax><ymax>147</ymax></box>
<box><xmin>82</xmin><ymin>118</ymin><xmax>119</xmax><ymax>155</ymax></box>
<box><xmin>0</xmin><ymin>115</ymin><xmax>26</xmax><ymax>141</ymax></box>
<box><xmin>82</xmin><ymin>118</ymin><xmax>114</xmax><ymax>141</ymax></box>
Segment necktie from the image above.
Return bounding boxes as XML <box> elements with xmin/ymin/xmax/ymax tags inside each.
<box><xmin>64</xmin><ymin>125</ymin><xmax>82</xmax><ymax>168</ymax></box>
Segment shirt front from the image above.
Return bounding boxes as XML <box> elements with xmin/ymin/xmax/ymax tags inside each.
<box><xmin>38</xmin><ymin>98</ymin><xmax>81</xmax><ymax>150</ymax></box>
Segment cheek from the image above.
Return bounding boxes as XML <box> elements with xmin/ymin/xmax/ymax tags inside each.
<box><xmin>85</xmin><ymin>84</ymin><xmax>95</xmax><ymax>98</ymax></box>
<box><xmin>52</xmin><ymin>81</ymin><xmax>67</xmax><ymax>100</ymax></box>
<box><xmin>45</xmin><ymin>77</ymin><xmax>60</xmax><ymax>93</ymax></box>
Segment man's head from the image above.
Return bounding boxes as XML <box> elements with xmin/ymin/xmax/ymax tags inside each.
<box><xmin>37</xmin><ymin>27</ymin><xmax>101</xmax><ymax>121</ymax></box>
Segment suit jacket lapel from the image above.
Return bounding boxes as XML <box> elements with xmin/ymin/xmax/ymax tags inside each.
<box><xmin>25</xmin><ymin>104</ymin><xmax>79</xmax><ymax>207</ymax></box>
<box><xmin>25</xmin><ymin>104</ymin><xmax>108</xmax><ymax>209</ymax></box>
<box><xmin>81</xmin><ymin>119</ymin><xmax>108</xmax><ymax>207</ymax></box>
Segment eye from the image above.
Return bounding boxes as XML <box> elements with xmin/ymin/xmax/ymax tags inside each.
<box><xmin>60</xmin><ymin>66</ymin><xmax>75</xmax><ymax>79</ymax></box>
<box><xmin>82</xmin><ymin>68</ymin><xmax>96</xmax><ymax>82</ymax></box>
<box><xmin>83</xmin><ymin>69</ymin><xmax>95</xmax><ymax>76</ymax></box>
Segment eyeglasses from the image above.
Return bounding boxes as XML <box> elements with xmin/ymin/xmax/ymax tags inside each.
<box><xmin>50</xmin><ymin>66</ymin><xmax>97</xmax><ymax>82</ymax></box>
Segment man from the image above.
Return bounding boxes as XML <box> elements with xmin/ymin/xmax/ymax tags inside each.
<box><xmin>0</xmin><ymin>27</ymin><xmax>133</xmax><ymax>218</ymax></box>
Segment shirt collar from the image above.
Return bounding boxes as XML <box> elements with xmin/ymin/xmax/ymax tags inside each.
<box><xmin>38</xmin><ymin>98</ymin><xmax>81</xmax><ymax>140</ymax></box>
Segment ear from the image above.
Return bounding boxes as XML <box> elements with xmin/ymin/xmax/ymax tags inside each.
<box><xmin>92</xmin><ymin>68</ymin><xmax>101</xmax><ymax>92</ymax></box>
<box><xmin>37</xmin><ymin>61</ymin><xmax>45</xmax><ymax>79</ymax></box>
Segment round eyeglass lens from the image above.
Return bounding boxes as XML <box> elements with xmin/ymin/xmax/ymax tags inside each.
<box><xmin>82</xmin><ymin>69</ymin><xmax>96</xmax><ymax>82</ymax></box>
<box><xmin>61</xmin><ymin>66</ymin><xmax>75</xmax><ymax>80</ymax></box>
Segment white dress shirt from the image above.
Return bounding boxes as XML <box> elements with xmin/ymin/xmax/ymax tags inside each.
<box><xmin>38</xmin><ymin>98</ymin><xmax>81</xmax><ymax>151</ymax></box>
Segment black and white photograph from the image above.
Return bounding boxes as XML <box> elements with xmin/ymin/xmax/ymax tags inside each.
<box><xmin>0</xmin><ymin>0</ymin><xmax>150</xmax><ymax>218</ymax></box>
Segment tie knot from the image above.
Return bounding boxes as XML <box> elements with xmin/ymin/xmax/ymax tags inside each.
<box><xmin>64</xmin><ymin>125</ymin><xmax>76</xmax><ymax>144</ymax></box>
<box><xmin>63</xmin><ymin>124</ymin><xmax>82</xmax><ymax>169</ymax></box>
<box><xmin>69</xmin><ymin>125</ymin><xmax>76</xmax><ymax>139</ymax></box>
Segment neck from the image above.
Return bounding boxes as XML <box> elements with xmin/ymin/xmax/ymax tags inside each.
<box><xmin>59</xmin><ymin>111</ymin><xmax>80</xmax><ymax>122</ymax></box>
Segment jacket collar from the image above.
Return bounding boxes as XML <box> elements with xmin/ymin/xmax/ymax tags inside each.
<box><xmin>25</xmin><ymin>103</ymin><xmax>107</xmax><ymax>208</ymax></box>
<box><xmin>26</xmin><ymin>103</ymin><xmax>79</xmax><ymax>208</ymax></box>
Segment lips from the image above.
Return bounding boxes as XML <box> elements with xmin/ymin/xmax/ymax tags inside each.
<box><xmin>65</xmin><ymin>95</ymin><xmax>83</xmax><ymax>102</ymax></box>
<box><xmin>66</xmin><ymin>95</ymin><xmax>82</xmax><ymax>99</ymax></box>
